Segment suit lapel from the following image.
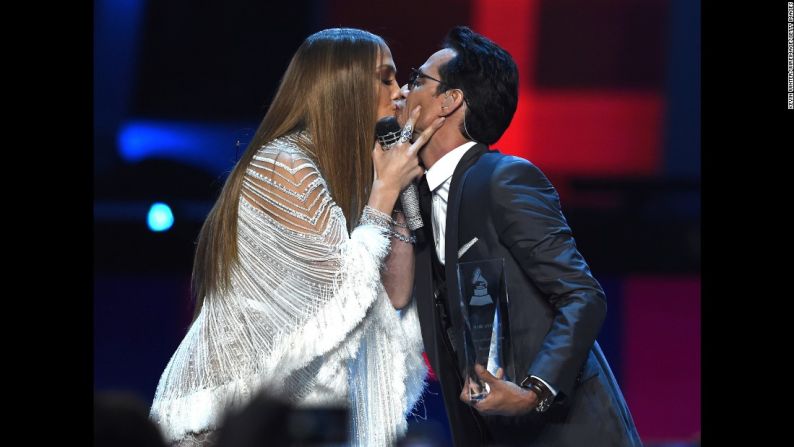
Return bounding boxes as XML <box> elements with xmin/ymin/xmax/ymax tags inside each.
<box><xmin>444</xmin><ymin>143</ymin><xmax>488</xmax><ymax>356</ymax></box>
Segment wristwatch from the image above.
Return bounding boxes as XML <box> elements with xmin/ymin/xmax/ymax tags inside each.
<box><xmin>519</xmin><ymin>376</ymin><xmax>553</xmax><ymax>413</ymax></box>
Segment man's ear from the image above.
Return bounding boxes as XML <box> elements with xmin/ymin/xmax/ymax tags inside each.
<box><xmin>440</xmin><ymin>89</ymin><xmax>464</xmax><ymax>116</ymax></box>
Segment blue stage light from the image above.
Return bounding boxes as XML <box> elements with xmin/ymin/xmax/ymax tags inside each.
<box><xmin>147</xmin><ymin>202</ymin><xmax>174</xmax><ymax>232</ymax></box>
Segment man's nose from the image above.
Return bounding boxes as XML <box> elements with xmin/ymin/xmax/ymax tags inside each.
<box><xmin>399</xmin><ymin>83</ymin><xmax>410</xmax><ymax>98</ymax></box>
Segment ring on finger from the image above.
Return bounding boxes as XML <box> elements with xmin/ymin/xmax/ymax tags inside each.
<box><xmin>399</xmin><ymin>124</ymin><xmax>413</xmax><ymax>143</ymax></box>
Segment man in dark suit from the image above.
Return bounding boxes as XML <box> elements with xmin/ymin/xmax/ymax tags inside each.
<box><xmin>399</xmin><ymin>26</ymin><xmax>642</xmax><ymax>446</ymax></box>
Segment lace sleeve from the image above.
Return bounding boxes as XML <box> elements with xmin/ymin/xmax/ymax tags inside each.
<box><xmin>241</xmin><ymin>145</ymin><xmax>335</xmax><ymax>236</ymax></box>
<box><xmin>236</xmin><ymin>142</ymin><xmax>393</xmax><ymax>375</ymax></box>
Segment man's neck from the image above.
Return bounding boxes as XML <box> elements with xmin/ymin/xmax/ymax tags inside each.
<box><xmin>421</xmin><ymin>130</ymin><xmax>471</xmax><ymax>170</ymax></box>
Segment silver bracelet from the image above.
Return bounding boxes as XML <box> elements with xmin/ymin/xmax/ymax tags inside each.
<box><xmin>390</xmin><ymin>229</ymin><xmax>416</xmax><ymax>244</ymax></box>
<box><xmin>391</xmin><ymin>218</ymin><xmax>408</xmax><ymax>229</ymax></box>
<box><xmin>360</xmin><ymin>205</ymin><xmax>393</xmax><ymax>230</ymax></box>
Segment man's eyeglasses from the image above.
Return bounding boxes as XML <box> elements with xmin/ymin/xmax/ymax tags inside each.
<box><xmin>408</xmin><ymin>68</ymin><xmax>445</xmax><ymax>90</ymax></box>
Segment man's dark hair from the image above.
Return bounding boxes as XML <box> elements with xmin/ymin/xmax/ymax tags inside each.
<box><xmin>438</xmin><ymin>26</ymin><xmax>519</xmax><ymax>145</ymax></box>
<box><xmin>214</xmin><ymin>391</ymin><xmax>349</xmax><ymax>447</ymax></box>
<box><xmin>94</xmin><ymin>392</ymin><xmax>167</xmax><ymax>447</ymax></box>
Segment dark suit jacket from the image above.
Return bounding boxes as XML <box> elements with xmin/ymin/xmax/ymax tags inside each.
<box><xmin>413</xmin><ymin>144</ymin><xmax>642</xmax><ymax>446</ymax></box>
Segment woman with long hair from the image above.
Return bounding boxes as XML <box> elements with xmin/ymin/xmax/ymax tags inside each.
<box><xmin>149</xmin><ymin>28</ymin><xmax>444</xmax><ymax>446</ymax></box>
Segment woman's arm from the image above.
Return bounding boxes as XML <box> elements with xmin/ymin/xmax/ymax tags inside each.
<box><xmin>370</xmin><ymin>107</ymin><xmax>443</xmax><ymax>309</ymax></box>
<box><xmin>381</xmin><ymin>208</ymin><xmax>415</xmax><ymax>309</ymax></box>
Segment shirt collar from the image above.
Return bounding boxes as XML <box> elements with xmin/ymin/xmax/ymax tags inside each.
<box><xmin>425</xmin><ymin>141</ymin><xmax>478</xmax><ymax>191</ymax></box>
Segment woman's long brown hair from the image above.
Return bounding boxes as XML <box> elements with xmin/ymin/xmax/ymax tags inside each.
<box><xmin>191</xmin><ymin>28</ymin><xmax>384</xmax><ymax>319</ymax></box>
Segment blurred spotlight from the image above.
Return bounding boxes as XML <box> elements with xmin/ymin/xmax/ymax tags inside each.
<box><xmin>117</xmin><ymin>120</ymin><xmax>253</xmax><ymax>176</ymax></box>
<box><xmin>147</xmin><ymin>203</ymin><xmax>174</xmax><ymax>232</ymax></box>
